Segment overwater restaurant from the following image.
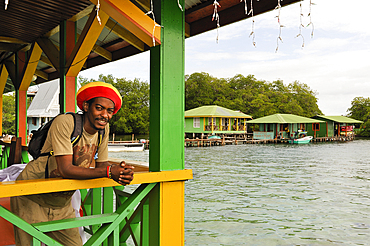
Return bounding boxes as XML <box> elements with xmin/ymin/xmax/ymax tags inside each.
<box><xmin>247</xmin><ymin>114</ymin><xmax>324</xmax><ymax>140</ymax></box>
<box><xmin>307</xmin><ymin>115</ymin><xmax>363</xmax><ymax>138</ymax></box>
<box><xmin>0</xmin><ymin>0</ymin><xmax>302</xmax><ymax>245</ymax></box>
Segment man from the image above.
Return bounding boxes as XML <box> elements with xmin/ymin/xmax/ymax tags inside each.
<box><xmin>10</xmin><ymin>82</ymin><xmax>134</xmax><ymax>246</ymax></box>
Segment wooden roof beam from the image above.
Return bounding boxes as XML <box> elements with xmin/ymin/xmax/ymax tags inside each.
<box><xmin>4</xmin><ymin>59</ymin><xmax>16</xmax><ymax>86</ymax></box>
<box><xmin>0</xmin><ymin>37</ymin><xmax>28</xmax><ymax>44</ymax></box>
<box><xmin>134</xmin><ymin>0</ymin><xmax>150</xmax><ymax>11</ymax></box>
<box><xmin>90</xmin><ymin>0</ymin><xmax>160</xmax><ymax>47</ymax></box>
<box><xmin>105</xmin><ymin>19</ymin><xmax>144</xmax><ymax>52</ymax></box>
<box><xmin>68</xmin><ymin>4</ymin><xmax>95</xmax><ymax>22</ymax></box>
<box><xmin>36</xmin><ymin>38</ymin><xmax>60</xmax><ymax>73</ymax></box>
<box><xmin>66</xmin><ymin>8</ymin><xmax>109</xmax><ymax>76</ymax></box>
<box><xmin>34</xmin><ymin>69</ymin><xmax>48</xmax><ymax>81</ymax></box>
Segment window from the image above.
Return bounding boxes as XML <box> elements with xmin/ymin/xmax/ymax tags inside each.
<box><xmin>193</xmin><ymin>118</ymin><xmax>200</xmax><ymax>128</ymax></box>
<box><xmin>313</xmin><ymin>123</ymin><xmax>320</xmax><ymax>131</ymax></box>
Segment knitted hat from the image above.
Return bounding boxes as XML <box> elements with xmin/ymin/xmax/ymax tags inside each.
<box><xmin>76</xmin><ymin>82</ymin><xmax>122</xmax><ymax>114</ymax></box>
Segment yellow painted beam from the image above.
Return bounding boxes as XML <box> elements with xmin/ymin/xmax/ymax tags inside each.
<box><xmin>0</xmin><ymin>65</ymin><xmax>8</xmax><ymax>94</ymax></box>
<box><xmin>19</xmin><ymin>43</ymin><xmax>43</xmax><ymax>91</ymax></box>
<box><xmin>0</xmin><ymin>169</ymin><xmax>193</xmax><ymax>198</ymax></box>
<box><xmin>0</xmin><ymin>36</ymin><xmax>28</xmax><ymax>44</ymax></box>
<box><xmin>160</xmin><ymin>181</ymin><xmax>185</xmax><ymax>245</ymax></box>
<box><xmin>39</xmin><ymin>55</ymin><xmax>53</xmax><ymax>67</ymax></box>
<box><xmin>0</xmin><ymin>65</ymin><xmax>9</xmax><ymax>135</ymax></box>
<box><xmin>66</xmin><ymin>9</ymin><xmax>109</xmax><ymax>76</ymax></box>
<box><xmin>90</xmin><ymin>0</ymin><xmax>161</xmax><ymax>47</ymax></box>
<box><xmin>34</xmin><ymin>69</ymin><xmax>48</xmax><ymax>81</ymax></box>
<box><xmin>105</xmin><ymin>19</ymin><xmax>145</xmax><ymax>51</ymax></box>
<box><xmin>20</xmin><ymin>44</ymin><xmax>32</xmax><ymax>52</ymax></box>
<box><xmin>76</xmin><ymin>33</ymin><xmax>112</xmax><ymax>61</ymax></box>
<box><xmin>36</xmin><ymin>38</ymin><xmax>60</xmax><ymax>72</ymax></box>
<box><xmin>185</xmin><ymin>22</ymin><xmax>190</xmax><ymax>38</ymax></box>
<box><xmin>93</xmin><ymin>44</ymin><xmax>112</xmax><ymax>61</ymax></box>
<box><xmin>44</xmin><ymin>26</ymin><xmax>59</xmax><ymax>38</ymax></box>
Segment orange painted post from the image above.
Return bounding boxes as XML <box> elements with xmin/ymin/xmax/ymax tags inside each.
<box><xmin>15</xmin><ymin>52</ymin><xmax>27</xmax><ymax>145</ymax></box>
<box><xmin>65</xmin><ymin>21</ymin><xmax>77</xmax><ymax>112</ymax></box>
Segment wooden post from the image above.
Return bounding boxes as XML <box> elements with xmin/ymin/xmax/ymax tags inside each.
<box><xmin>149</xmin><ymin>0</ymin><xmax>185</xmax><ymax>244</ymax></box>
<box><xmin>8</xmin><ymin>137</ymin><xmax>22</xmax><ymax>166</ymax></box>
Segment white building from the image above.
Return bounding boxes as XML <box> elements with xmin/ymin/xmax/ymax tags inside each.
<box><xmin>27</xmin><ymin>79</ymin><xmax>60</xmax><ymax>135</ymax></box>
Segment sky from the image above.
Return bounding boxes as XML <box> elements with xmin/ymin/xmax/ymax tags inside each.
<box><xmin>80</xmin><ymin>0</ymin><xmax>370</xmax><ymax>116</ymax></box>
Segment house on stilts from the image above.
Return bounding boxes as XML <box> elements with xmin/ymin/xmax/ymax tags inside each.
<box><xmin>307</xmin><ymin>115</ymin><xmax>363</xmax><ymax>140</ymax></box>
<box><xmin>247</xmin><ymin>114</ymin><xmax>324</xmax><ymax>141</ymax></box>
<box><xmin>184</xmin><ymin>105</ymin><xmax>252</xmax><ymax>138</ymax></box>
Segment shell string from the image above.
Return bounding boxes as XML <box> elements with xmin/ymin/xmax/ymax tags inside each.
<box><xmin>212</xmin><ymin>0</ymin><xmax>221</xmax><ymax>43</ymax></box>
<box><xmin>145</xmin><ymin>0</ymin><xmax>162</xmax><ymax>46</ymax></box>
<box><xmin>275</xmin><ymin>0</ymin><xmax>284</xmax><ymax>52</ymax></box>
<box><xmin>295</xmin><ymin>0</ymin><xmax>305</xmax><ymax>48</ymax></box>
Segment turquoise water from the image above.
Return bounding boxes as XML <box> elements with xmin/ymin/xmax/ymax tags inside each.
<box><xmin>109</xmin><ymin>140</ymin><xmax>370</xmax><ymax>245</ymax></box>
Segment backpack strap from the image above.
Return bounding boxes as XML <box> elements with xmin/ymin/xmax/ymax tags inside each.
<box><xmin>68</xmin><ymin>112</ymin><xmax>83</xmax><ymax>147</ymax></box>
<box><xmin>44</xmin><ymin>112</ymin><xmax>84</xmax><ymax>178</ymax></box>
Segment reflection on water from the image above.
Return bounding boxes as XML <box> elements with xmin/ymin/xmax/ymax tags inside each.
<box><xmin>110</xmin><ymin>140</ymin><xmax>370</xmax><ymax>245</ymax></box>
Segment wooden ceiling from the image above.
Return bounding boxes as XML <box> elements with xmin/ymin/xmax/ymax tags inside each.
<box><xmin>0</xmin><ymin>0</ymin><xmax>300</xmax><ymax>92</ymax></box>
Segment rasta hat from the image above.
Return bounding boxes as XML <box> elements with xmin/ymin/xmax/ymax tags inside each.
<box><xmin>77</xmin><ymin>81</ymin><xmax>122</xmax><ymax>114</ymax></box>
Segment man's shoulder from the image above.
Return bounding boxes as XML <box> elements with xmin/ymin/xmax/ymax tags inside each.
<box><xmin>53</xmin><ymin>113</ymin><xmax>75</xmax><ymax>122</ymax></box>
<box><xmin>49</xmin><ymin>113</ymin><xmax>76</xmax><ymax>133</ymax></box>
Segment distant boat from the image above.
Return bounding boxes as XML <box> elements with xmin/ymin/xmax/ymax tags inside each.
<box><xmin>207</xmin><ymin>135</ymin><xmax>221</xmax><ymax>140</ymax></box>
<box><xmin>289</xmin><ymin>132</ymin><xmax>313</xmax><ymax>144</ymax></box>
<box><xmin>108</xmin><ymin>142</ymin><xmax>145</xmax><ymax>152</ymax></box>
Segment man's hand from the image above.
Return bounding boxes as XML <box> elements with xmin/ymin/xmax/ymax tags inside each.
<box><xmin>110</xmin><ymin>161</ymin><xmax>134</xmax><ymax>186</ymax></box>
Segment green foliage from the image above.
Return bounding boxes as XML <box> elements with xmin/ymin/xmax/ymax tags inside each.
<box><xmin>2</xmin><ymin>94</ymin><xmax>15</xmax><ymax>135</ymax></box>
<box><xmin>185</xmin><ymin>73</ymin><xmax>322</xmax><ymax>118</ymax></box>
<box><xmin>79</xmin><ymin>74</ymin><xmax>149</xmax><ymax>135</ymax></box>
<box><xmin>347</xmin><ymin>97</ymin><xmax>370</xmax><ymax>136</ymax></box>
<box><xmin>79</xmin><ymin>72</ymin><xmax>322</xmax><ymax>135</ymax></box>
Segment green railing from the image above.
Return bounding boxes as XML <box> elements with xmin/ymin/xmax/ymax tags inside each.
<box><xmin>0</xmin><ymin>162</ymin><xmax>193</xmax><ymax>245</ymax></box>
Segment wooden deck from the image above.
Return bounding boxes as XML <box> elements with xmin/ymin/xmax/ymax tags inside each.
<box><xmin>184</xmin><ymin>135</ymin><xmax>357</xmax><ymax>147</ymax></box>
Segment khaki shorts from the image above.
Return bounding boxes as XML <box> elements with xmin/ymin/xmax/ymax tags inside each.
<box><xmin>10</xmin><ymin>196</ymin><xmax>82</xmax><ymax>246</ymax></box>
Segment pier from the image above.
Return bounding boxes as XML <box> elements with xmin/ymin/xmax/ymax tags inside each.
<box><xmin>184</xmin><ymin>134</ymin><xmax>356</xmax><ymax>147</ymax></box>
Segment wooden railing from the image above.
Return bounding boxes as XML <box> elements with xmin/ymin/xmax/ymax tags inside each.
<box><xmin>0</xmin><ymin>159</ymin><xmax>193</xmax><ymax>245</ymax></box>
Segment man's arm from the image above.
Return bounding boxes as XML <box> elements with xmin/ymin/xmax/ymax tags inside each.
<box><xmin>55</xmin><ymin>156</ymin><xmax>134</xmax><ymax>185</ymax></box>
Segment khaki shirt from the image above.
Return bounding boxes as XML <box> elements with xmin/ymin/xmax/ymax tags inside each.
<box><xmin>17</xmin><ymin>114</ymin><xmax>109</xmax><ymax>208</ymax></box>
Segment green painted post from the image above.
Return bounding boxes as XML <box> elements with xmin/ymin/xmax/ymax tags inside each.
<box><xmin>141</xmin><ymin>199</ymin><xmax>150</xmax><ymax>246</ymax></box>
<box><xmin>149</xmin><ymin>0</ymin><xmax>185</xmax><ymax>244</ymax></box>
<box><xmin>149</xmin><ymin>0</ymin><xmax>184</xmax><ymax>171</ymax></box>
<box><xmin>103</xmin><ymin>187</ymin><xmax>114</xmax><ymax>246</ymax></box>
<box><xmin>92</xmin><ymin>188</ymin><xmax>102</xmax><ymax>233</ymax></box>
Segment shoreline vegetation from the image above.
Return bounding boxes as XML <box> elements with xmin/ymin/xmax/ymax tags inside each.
<box><xmin>2</xmin><ymin>72</ymin><xmax>367</xmax><ymax>136</ymax></box>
